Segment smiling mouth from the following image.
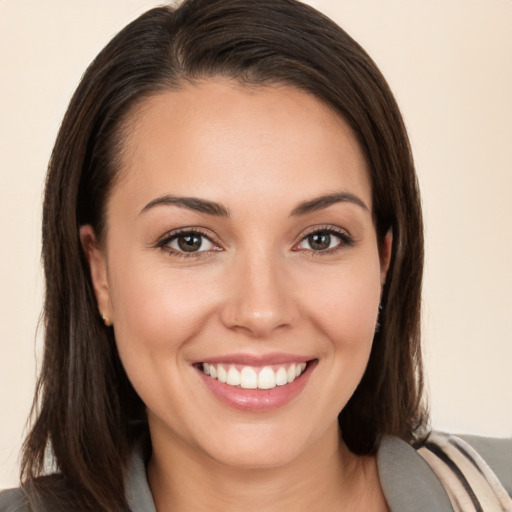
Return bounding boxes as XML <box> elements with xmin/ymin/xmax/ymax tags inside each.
<box><xmin>200</xmin><ymin>362</ymin><xmax>309</xmax><ymax>390</ymax></box>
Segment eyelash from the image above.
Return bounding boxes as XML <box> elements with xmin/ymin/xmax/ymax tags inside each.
<box><xmin>155</xmin><ymin>228</ymin><xmax>220</xmax><ymax>259</ymax></box>
<box><xmin>155</xmin><ymin>225</ymin><xmax>354</xmax><ymax>259</ymax></box>
<box><xmin>294</xmin><ymin>226</ymin><xmax>354</xmax><ymax>256</ymax></box>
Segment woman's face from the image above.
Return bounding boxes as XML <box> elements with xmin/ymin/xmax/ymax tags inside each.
<box><xmin>82</xmin><ymin>81</ymin><xmax>391</xmax><ymax>469</ymax></box>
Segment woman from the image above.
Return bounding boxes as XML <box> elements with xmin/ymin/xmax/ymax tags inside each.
<box><xmin>1</xmin><ymin>0</ymin><xmax>510</xmax><ymax>511</ymax></box>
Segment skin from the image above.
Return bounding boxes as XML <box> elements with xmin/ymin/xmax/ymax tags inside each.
<box><xmin>81</xmin><ymin>80</ymin><xmax>392</xmax><ymax>511</ymax></box>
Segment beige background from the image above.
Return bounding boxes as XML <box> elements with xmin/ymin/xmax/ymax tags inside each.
<box><xmin>1</xmin><ymin>0</ymin><xmax>511</xmax><ymax>488</ymax></box>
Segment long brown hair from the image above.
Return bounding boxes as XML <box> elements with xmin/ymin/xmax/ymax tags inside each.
<box><xmin>22</xmin><ymin>0</ymin><xmax>426</xmax><ymax>509</ymax></box>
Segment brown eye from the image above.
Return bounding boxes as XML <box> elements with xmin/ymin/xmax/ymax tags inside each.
<box><xmin>177</xmin><ymin>234</ymin><xmax>203</xmax><ymax>252</ymax></box>
<box><xmin>296</xmin><ymin>228</ymin><xmax>353</xmax><ymax>253</ymax></box>
<box><xmin>166</xmin><ymin>232</ymin><xmax>215</xmax><ymax>253</ymax></box>
<box><xmin>307</xmin><ymin>232</ymin><xmax>332</xmax><ymax>251</ymax></box>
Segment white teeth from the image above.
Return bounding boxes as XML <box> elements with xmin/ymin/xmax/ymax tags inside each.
<box><xmin>287</xmin><ymin>364</ymin><xmax>296</xmax><ymax>383</ymax></box>
<box><xmin>275</xmin><ymin>367</ymin><xmax>288</xmax><ymax>386</ymax></box>
<box><xmin>202</xmin><ymin>362</ymin><xmax>308</xmax><ymax>389</ymax></box>
<box><xmin>240</xmin><ymin>367</ymin><xmax>258</xmax><ymax>389</ymax></box>
<box><xmin>258</xmin><ymin>366</ymin><xmax>276</xmax><ymax>389</ymax></box>
<box><xmin>226</xmin><ymin>366</ymin><xmax>241</xmax><ymax>386</ymax></box>
<box><xmin>217</xmin><ymin>364</ymin><xmax>227</xmax><ymax>383</ymax></box>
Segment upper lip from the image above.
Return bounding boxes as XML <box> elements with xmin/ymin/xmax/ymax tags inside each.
<box><xmin>195</xmin><ymin>353</ymin><xmax>313</xmax><ymax>366</ymax></box>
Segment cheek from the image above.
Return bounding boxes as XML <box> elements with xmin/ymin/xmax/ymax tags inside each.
<box><xmin>302</xmin><ymin>257</ymin><xmax>382</xmax><ymax>349</ymax></box>
<box><xmin>107</xmin><ymin>257</ymin><xmax>220</xmax><ymax>370</ymax></box>
<box><xmin>106</xmin><ymin>263</ymin><xmax>219</xmax><ymax>419</ymax></box>
<box><xmin>301</xmin><ymin>257</ymin><xmax>382</xmax><ymax>410</ymax></box>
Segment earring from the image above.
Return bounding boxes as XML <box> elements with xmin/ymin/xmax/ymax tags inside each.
<box><xmin>101</xmin><ymin>312</ymin><xmax>111</xmax><ymax>327</ymax></box>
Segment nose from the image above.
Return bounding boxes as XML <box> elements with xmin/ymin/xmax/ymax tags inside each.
<box><xmin>220</xmin><ymin>250</ymin><xmax>296</xmax><ymax>338</ymax></box>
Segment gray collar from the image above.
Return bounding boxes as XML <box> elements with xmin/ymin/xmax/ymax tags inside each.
<box><xmin>125</xmin><ymin>443</ymin><xmax>157</xmax><ymax>512</ymax></box>
<box><xmin>377</xmin><ymin>435</ymin><xmax>453</xmax><ymax>511</ymax></box>
<box><xmin>125</xmin><ymin>436</ymin><xmax>453</xmax><ymax>512</ymax></box>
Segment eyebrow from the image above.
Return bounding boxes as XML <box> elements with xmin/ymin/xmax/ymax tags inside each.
<box><xmin>140</xmin><ymin>195</ymin><xmax>229</xmax><ymax>217</ymax></box>
<box><xmin>139</xmin><ymin>191</ymin><xmax>368</xmax><ymax>218</ymax></box>
<box><xmin>290</xmin><ymin>192</ymin><xmax>369</xmax><ymax>216</ymax></box>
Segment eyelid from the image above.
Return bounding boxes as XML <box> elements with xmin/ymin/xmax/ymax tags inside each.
<box><xmin>294</xmin><ymin>225</ymin><xmax>354</xmax><ymax>252</ymax></box>
<box><xmin>154</xmin><ymin>227</ymin><xmax>222</xmax><ymax>256</ymax></box>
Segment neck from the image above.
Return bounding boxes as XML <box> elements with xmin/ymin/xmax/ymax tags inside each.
<box><xmin>147</xmin><ymin>423</ymin><xmax>387</xmax><ymax>512</ymax></box>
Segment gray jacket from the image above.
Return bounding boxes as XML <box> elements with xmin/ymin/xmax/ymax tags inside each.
<box><xmin>1</xmin><ymin>435</ymin><xmax>511</xmax><ymax>511</ymax></box>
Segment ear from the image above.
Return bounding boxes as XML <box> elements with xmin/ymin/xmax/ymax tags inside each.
<box><xmin>80</xmin><ymin>225</ymin><xmax>113</xmax><ymax>326</ymax></box>
<box><xmin>379</xmin><ymin>228</ymin><xmax>393</xmax><ymax>286</ymax></box>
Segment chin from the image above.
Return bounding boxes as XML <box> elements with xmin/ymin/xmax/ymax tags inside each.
<box><xmin>206</xmin><ymin>437</ymin><xmax>308</xmax><ymax>471</ymax></box>
<box><xmin>192</xmin><ymin>417</ymin><xmax>339</xmax><ymax>471</ymax></box>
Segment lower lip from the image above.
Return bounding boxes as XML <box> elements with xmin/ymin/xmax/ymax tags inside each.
<box><xmin>197</xmin><ymin>361</ymin><xmax>316</xmax><ymax>412</ymax></box>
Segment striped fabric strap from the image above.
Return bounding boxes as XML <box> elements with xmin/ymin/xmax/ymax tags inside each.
<box><xmin>418</xmin><ymin>432</ymin><xmax>512</xmax><ymax>512</ymax></box>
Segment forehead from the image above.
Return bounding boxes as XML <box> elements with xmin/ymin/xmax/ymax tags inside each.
<box><xmin>112</xmin><ymin>80</ymin><xmax>372</xmax><ymax>214</ymax></box>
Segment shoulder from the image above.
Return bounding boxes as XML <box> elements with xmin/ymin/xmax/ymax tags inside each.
<box><xmin>377</xmin><ymin>432</ymin><xmax>512</xmax><ymax>512</ymax></box>
<box><xmin>461</xmin><ymin>433</ymin><xmax>512</xmax><ymax>495</ymax></box>
<box><xmin>418</xmin><ymin>431</ymin><xmax>512</xmax><ymax>509</ymax></box>
<box><xmin>377</xmin><ymin>435</ymin><xmax>454</xmax><ymax>511</ymax></box>
<box><xmin>420</xmin><ymin>432</ymin><xmax>512</xmax><ymax>493</ymax></box>
<box><xmin>0</xmin><ymin>476</ymin><xmax>74</xmax><ymax>512</ymax></box>
<box><xmin>0</xmin><ymin>487</ymin><xmax>32</xmax><ymax>512</ymax></box>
